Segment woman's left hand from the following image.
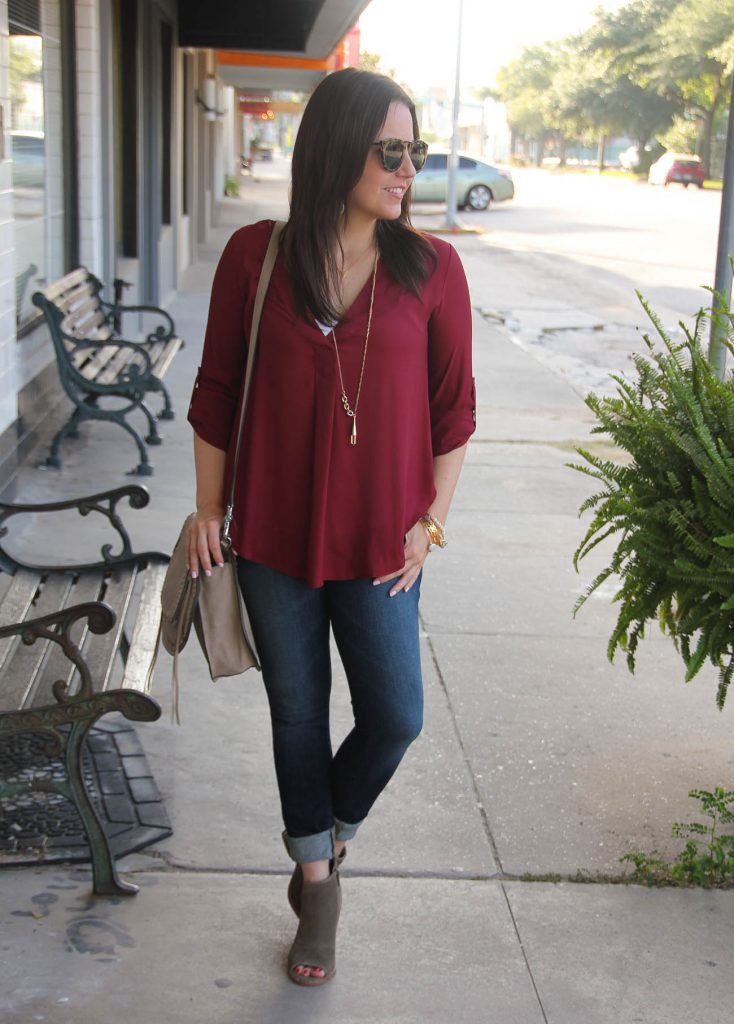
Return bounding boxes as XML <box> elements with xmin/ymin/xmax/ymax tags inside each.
<box><xmin>373</xmin><ymin>521</ymin><xmax>430</xmax><ymax>597</ymax></box>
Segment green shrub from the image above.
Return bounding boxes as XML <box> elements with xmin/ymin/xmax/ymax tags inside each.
<box><xmin>570</xmin><ymin>295</ymin><xmax>734</xmax><ymax>708</ymax></box>
<box><xmin>622</xmin><ymin>787</ymin><xmax>734</xmax><ymax>887</ymax></box>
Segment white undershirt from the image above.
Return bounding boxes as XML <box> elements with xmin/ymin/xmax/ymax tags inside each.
<box><xmin>315</xmin><ymin>318</ymin><xmax>337</xmax><ymax>336</ymax></box>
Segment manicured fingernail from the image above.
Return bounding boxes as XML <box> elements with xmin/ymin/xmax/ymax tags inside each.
<box><xmin>373</xmin><ymin>579</ymin><xmax>381</xmax><ymax>586</ymax></box>
<box><xmin>389</xmin><ymin>589</ymin><xmax>397</xmax><ymax>597</ymax></box>
<box><xmin>216</xmin><ymin>562</ymin><xmax>224</xmax><ymax>568</ymax></box>
<box><xmin>205</xmin><ymin>570</ymin><xmax>212</xmax><ymax>577</ymax></box>
<box><xmin>190</xmin><ymin>571</ymin><xmax>198</xmax><ymax>579</ymax></box>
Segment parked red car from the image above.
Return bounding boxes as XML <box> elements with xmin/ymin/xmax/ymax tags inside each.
<box><xmin>648</xmin><ymin>153</ymin><xmax>705</xmax><ymax>188</ymax></box>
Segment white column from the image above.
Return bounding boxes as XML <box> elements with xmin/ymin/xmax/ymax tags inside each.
<box><xmin>75</xmin><ymin>0</ymin><xmax>104</xmax><ymax>273</ymax></box>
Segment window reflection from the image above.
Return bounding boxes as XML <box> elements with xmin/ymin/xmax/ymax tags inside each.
<box><xmin>10</xmin><ymin>34</ymin><xmax>44</xmax><ymax>325</ymax></box>
<box><xmin>10</xmin><ymin>4</ymin><xmax>64</xmax><ymax>331</ymax></box>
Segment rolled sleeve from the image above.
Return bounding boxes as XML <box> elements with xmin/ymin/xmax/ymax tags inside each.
<box><xmin>187</xmin><ymin>229</ymin><xmax>251</xmax><ymax>452</ymax></box>
<box><xmin>427</xmin><ymin>243</ymin><xmax>476</xmax><ymax>456</ymax></box>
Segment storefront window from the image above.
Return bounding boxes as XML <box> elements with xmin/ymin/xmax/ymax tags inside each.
<box><xmin>10</xmin><ymin>0</ymin><xmax>65</xmax><ymax>329</ymax></box>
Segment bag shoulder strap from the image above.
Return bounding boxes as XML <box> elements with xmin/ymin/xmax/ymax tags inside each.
<box><xmin>223</xmin><ymin>219</ymin><xmax>285</xmax><ymax>538</ymax></box>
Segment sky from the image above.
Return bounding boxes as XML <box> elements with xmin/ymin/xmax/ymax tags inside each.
<box><xmin>358</xmin><ymin>0</ymin><xmax>626</xmax><ymax>95</ymax></box>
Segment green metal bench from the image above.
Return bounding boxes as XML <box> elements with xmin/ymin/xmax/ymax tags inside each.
<box><xmin>32</xmin><ymin>269</ymin><xmax>185</xmax><ymax>476</ymax></box>
<box><xmin>0</xmin><ymin>484</ymin><xmax>169</xmax><ymax>895</ymax></box>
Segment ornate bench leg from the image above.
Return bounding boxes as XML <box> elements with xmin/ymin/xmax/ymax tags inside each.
<box><xmin>112</xmin><ymin>415</ymin><xmax>154</xmax><ymax>476</ymax></box>
<box><xmin>153</xmin><ymin>378</ymin><xmax>175</xmax><ymax>421</ymax></box>
<box><xmin>43</xmin><ymin>408</ymin><xmax>84</xmax><ymax>469</ymax></box>
<box><xmin>64</xmin><ymin>718</ymin><xmax>139</xmax><ymax>896</ymax></box>
<box><xmin>139</xmin><ymin>400</ymin><xmax>163</xmax><ymax>446</ymax></box>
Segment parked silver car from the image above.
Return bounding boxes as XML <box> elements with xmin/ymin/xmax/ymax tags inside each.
<box><xmin>11</xmin><ymin>131</ymin><xmax>45</xmax><ymax>190</ymax></box>
<box><xmin>412</xmin><ymin>152</ymin><xmax>514</xmax><ymax>210</ymax></box>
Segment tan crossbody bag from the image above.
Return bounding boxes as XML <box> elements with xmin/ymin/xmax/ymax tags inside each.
<box><xmin>154</xmin><ymin>220</ymin><xmax>285</xmax><ymax>720</ymax></box>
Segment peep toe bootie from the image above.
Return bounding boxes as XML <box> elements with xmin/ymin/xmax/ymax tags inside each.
<box><xmin>287</xmin><ymin>864</ymin><xmax>341</xmax><ymax>986</ymax></box>
<box><xmin>288</xmin><ymin>847</ymin><xmax>346</xmax><ymax>918</ymax></box>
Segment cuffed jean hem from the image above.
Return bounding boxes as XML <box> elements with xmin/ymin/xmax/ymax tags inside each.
<box><xmin>282</xmin><ymin>827</ymin><xmax>334</xmax><ymax>864</ymax></box>
<box><xmin>335</xmin><ymin>817</ymin><xmax>362</xmax><ymax>842</ymax></box>
<box><xmin>282</xmin><ymin>819</ymin><xmax>364</xmax><ymax>863</ymax></box>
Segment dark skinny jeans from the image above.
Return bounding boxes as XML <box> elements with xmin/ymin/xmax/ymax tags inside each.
<box><xmin>237</xmin><ymin>558</ymin><xmax>424</xmax><ymax>863</ymax></box>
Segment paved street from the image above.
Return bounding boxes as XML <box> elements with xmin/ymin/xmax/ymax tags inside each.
<box><xmin>464</xmin><ymin>167</ymin><xmax>720</xmax><ymax>321</ymax></box>
<box><xmin>413</xmin><ymin>167</ymin><xmax>725</xmax><ymax>397</ymax></box>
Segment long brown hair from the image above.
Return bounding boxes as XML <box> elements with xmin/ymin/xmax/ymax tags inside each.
<box><xmin>283</xmin><ymin>68</ymin><xmax>437</xmax><ymax>324</ymax></box>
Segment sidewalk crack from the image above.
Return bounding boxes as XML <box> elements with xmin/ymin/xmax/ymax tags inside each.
<box><xmin>423</xmin><ymin>618</ymin><xmax>505</xmax><ymax>876</ymax></box>
<box><xmin>500</xmin><ymin>881</ymin><xmax>550</xmax><ymax>1024</ymax></box>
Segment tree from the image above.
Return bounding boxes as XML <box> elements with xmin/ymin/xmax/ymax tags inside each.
<box><xmin>580</xmin><ymin>1</ymin><xmax>679</xmax><ymax>159</ymax></box>
<box><xmin>9</xmin><ymin>38</ymin><xmax>42</xmax><ymax>128</ymax></box>
<box><xmin>648</xmin><ymin>0</ymin><xmax>734</xmax><ymax>176</ymax></box>
<box><xmin>495</xmin><ymin>44</ymin><xmax>565</xmax><ymax>164</ymax></box>
<box><xmin>357</xmin><ymin>51</ymin><xmax>414</xmax><ymax>98</ymax></box>
<box><xmin>358</xmin><ymin>51</ymin><xmax>383</xmax><ymax>74</ymax></box>
<box><xmin>493</xmin><ymin>0</ymin><xmax>734</xmax><ymax>176</ymax></box>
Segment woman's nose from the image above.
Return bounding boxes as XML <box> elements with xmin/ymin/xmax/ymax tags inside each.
<box><xmin>397</xmin><ymin>147</ymin><xmax>414</xmax><ymax>175</ymax></box>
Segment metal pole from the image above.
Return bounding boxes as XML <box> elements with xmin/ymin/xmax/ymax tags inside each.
<box><xmin>708</xmin><ymin>75</ymin><xmax>734</xmax><ymax>378</ymax></box>
<box><xmin>445</xmin><ymin>0</ymin><xmax>464</xmax><ymax>231</ymax></box>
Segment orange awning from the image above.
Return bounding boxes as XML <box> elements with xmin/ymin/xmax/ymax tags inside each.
<box><xmin>217</xmin><ymin>51</ymin><xmax>332</xmax><ymax>72</ymax></box>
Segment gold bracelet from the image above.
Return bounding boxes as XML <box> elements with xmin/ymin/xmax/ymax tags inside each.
<box><xmin>420</xmin><ymin>513</ymin><xmax>447</xmax><ymax>549</ymax></box>
<box><xmin>420</xmin><ymin>518</ymin><xmax>439</xmax><ymax>546</ymax></box>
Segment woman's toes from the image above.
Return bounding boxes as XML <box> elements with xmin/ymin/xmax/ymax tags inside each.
<box><xmin>295</xmin><ymin>964</ymin><xmax>324</xmax><ymax>978</ymax></box>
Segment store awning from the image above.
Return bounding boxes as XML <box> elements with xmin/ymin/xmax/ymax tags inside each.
<box><xmin>179</xmin><ymin>0</ymin><xmax>368</xmax><ymax>90</ymax></box>
<box><xmin>216</xmin><ymin>51</ymin><xmax>333</xmax><ymax>92</ymax></box>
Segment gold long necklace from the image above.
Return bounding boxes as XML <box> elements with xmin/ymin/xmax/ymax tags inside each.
<box><xmin>330</xmin><ymin>250</ymin><xmax>378</xmax><ymax>446</ymax></box>
<box><xmin>339</xmin><ymin>242</ymin><xmax>375</xmax><ymax>279</ymax></box>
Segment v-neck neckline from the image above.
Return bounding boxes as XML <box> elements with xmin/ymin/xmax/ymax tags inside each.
<box><xmin>337</xmin><ymin>256</ymin><xmax>379</xmax><ymax>326</ymax></box>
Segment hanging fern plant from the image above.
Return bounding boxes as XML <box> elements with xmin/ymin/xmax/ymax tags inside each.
<box><xmin>570</xmin><ymin>294</ymin><xmax>734</xmax><ymax>709</ymax></box>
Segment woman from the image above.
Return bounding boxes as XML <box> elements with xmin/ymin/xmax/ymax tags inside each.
<box><xmin>187</xmin><ymin>68</ymin><xmax>475</xmax><ymax>986</ymax></box>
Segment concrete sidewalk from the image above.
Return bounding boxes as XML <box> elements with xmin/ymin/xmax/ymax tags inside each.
<box><xmin>2</xmin><ymin>170</ymin><xmax>734</xmax><ymax>1023</ymax></box>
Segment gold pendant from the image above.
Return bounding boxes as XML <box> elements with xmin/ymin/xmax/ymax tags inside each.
<box><xmin>350</xmin><ymin>416</ymin><xmax>357</xmax><ymax>446</ymax></box>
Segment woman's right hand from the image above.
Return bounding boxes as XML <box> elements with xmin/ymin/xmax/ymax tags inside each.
<box><xmin>187</xmin><ymin>505</ymin><xmax>225</xmax><ymax>578</ymax></box>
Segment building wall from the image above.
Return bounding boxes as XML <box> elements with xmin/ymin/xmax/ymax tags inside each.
<box><xmin>0</xmin><ymin>0</ymin><xmax>15</xmax><ymax>436</ymax></box>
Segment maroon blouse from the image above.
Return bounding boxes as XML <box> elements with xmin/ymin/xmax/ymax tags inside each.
<box><xmin>188</xmin><ymin>219</ymin><xmax>475</xmax><ymax>588</ymax></box>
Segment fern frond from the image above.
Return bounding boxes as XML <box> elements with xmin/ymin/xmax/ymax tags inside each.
<box><xmin>570</xmin><ymin>289</ymin><xmax>734</xmax><ymax>708</ymax></box>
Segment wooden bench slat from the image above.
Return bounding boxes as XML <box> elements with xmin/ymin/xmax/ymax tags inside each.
<box><xmin>95</xmin><ymin>339</ymin><xmax>171</xmax><ymax>386</ymax></box>
<box><xmin>0</xmin><ymin>484</ymin><xmax>170</xmax><ymax>896</ymax></box>
<box><xmin>67</xmin><ymin>332</ymin><xmax>113</xmax><ymax>356</ymax></box>
<box><xmin>0</xmin><ymin>572</ymin><xmax>41</xmax><ymax>677</ymax></box>
<box><xmin>95</xmin><ymin>346</ymin><xmax>152</xmax><ymax>385</ymax></box>
<box><xmin>69</xmin><ymin>340</ymin><xmax>116</xmax><ymax>366</ymax></box>
<box><xmin>65</xmin><ymin>293</ymin><xmax>102</xmax><ymax>320</ymax></box>
<box><xmin>150</xmin><ymin>337</ymin><xmax>184</xmax><ymax>379</ymax></box>
<box><xmin>61</xmin><ymin>298</ymin><xmax>103</xmax><ymax>329</ymax></box>
<box><xmin>40</xmin><ymin>267</ymin><xmax>89</xmax><ymax>302</ymax></box>
<box><xmin>78</xmin><ymin>567</ymin><xmax>139</xmax><ymax>694</ymax></box>
<box><xmin>0</xmin><ymin>575</ymin><xmax>75</xmax><ymax>713</ymax></box>
<box><xmin>73</xmin><ymin>343</ymin><xmax>121</xmax><ymax>380</ymax></box>
<box><xmin>55</xmin><ymin>288</ymin><xmax>99</xmax><ymax>320</ymax></box>
<box><xmin>121</xmin><ymin>562</ymin><xmax>167</xmax><ymax>693</ymax></box>
<box><xmin>29</xmin><ymin>572</ymin><xmax>106</xmax><ymax>708</ymax></box>
<box><xmin>65</xmin><ymin>311</ymin><xmax>108</xmax><ymax>341</ymax></box>
<box><xmin>65</xmin><ymin>319</ymin><xmax>110</xmax><ymax>344</ymax></box>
